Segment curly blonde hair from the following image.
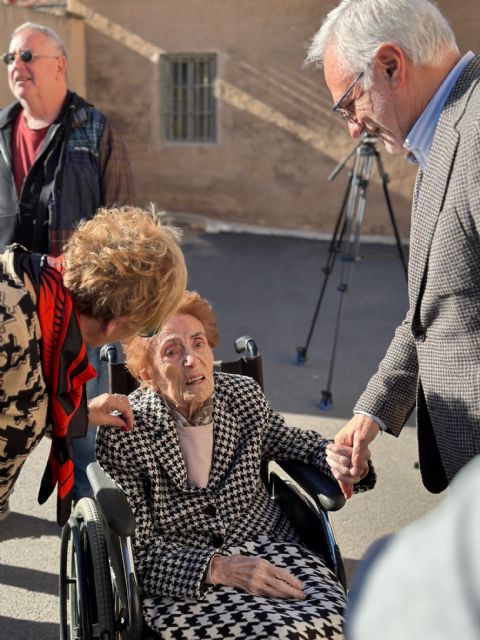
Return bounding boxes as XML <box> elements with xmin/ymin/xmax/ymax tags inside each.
<box><xmin>124</xmin><ymin>290</ymin><xmax>219</xmax><ymax>384</ymax></box>
<box><xmin>62</xmin><ymin>206</ymin><xmax>187</xmax><ymax>335</ymax></box>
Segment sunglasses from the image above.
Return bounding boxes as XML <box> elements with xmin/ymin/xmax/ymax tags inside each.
<box><xmin>332</xmin><ymin>71</ymin><xmax>365</xmax><ymax>123</ymax></box>
<box><xmin>1</xmin><ymin>50</ymin><xmax>61</xmax><ymax>65</ymax></box>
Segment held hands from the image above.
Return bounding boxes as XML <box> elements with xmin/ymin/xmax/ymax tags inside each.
<box><xmin>87</xmin><ymin>393</ymin><xmax>135</xmax><ymax>432</ymax></box>
<box><xmin>327</xmin><ymin>414</ymin><xmax>379</xmax><ymax>499</ymax></box>
<box><xmin>207</xmin><ymin>554</ymin><xmax>305</xmax><ymax>600</ymax></box>
<box><xmin>326</xmin><ymin>443</ymin><xmax>370</xmax><ymax>496</ymax></box>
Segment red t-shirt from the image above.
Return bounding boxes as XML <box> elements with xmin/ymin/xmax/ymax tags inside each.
<box><xmin>12</xmin><ymin>110</ymin><xmax>49</xmax><ymax>196</ymax></box>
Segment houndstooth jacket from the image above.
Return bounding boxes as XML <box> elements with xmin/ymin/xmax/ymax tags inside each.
<box><xmin>97</xmin><ymin>372</ymin><xmax>374</xmax><ymax>600</ymax></box>
<box><xmin>355</xmin><ymin>55</ymin><xmax>480</xmax><ymax>493</ymax></box>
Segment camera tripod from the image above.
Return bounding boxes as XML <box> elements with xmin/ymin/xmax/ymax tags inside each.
<box><xmin>296</xmin><ymin>133</ymin><xmax>408</xmax><ymax>409</ymax></box>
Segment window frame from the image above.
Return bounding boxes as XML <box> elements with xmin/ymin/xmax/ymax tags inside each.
<box><xmin>160</xmin><ymin>52</ymin><xmax>217</xmax><ymax>144</ymax></box>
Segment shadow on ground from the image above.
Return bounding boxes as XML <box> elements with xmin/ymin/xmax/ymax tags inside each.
<box><xmin>0</xmin><ymin>616</ymin><xmax>59</xmax><ymax>640</ymax></box>
<box><xmin>343</xmin><ymin>557</ymin><xmax>361</xmax><ymax>584</ymax></box>
<box><xmin>0</xmin><ymin>512</ymin><xmax>60</xmax><ymax>542</ymax></box>
<box><xmin>0</xmin><ymin>564</ymin><xmax>58</xmax><ymax>597</ymax></box>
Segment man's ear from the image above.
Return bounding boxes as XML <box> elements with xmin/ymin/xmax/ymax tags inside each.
<box><xmin>56</xmin><ymin>55</ymin><xmax>67</xmax><ymax>80</ymax></box>
<box><xmin>375</xmin><ymin>43</ymin><xmax>406</xmax><ymax>87</ymax></box>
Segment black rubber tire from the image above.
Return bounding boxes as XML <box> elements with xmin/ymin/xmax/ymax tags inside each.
<box><xmin>76</xmin><ymin>497</ymin><xmax>116</xmax><ymax>638</ymax></box>
<box><xmin>59</xmin><ymin>522</ymin><xmax>73</xmax><ymax>639</ymax></box>
<box><xmin>60</xmin><ymin>516</ymin><xmax>91</xmax><ymax>640</ymax></box>
<box><xmin>72</xmin><ymin>497</ymin><xmax>116</xmax><ymax>639</ymax></box>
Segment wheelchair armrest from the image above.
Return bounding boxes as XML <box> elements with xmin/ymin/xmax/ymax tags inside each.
<box><xmin>269</xmin><ymin>460</ymin><xmax>346</xmax><ymax>512</ymax></box>
<box><xmin>87</xmin><ymin>462</ymin><xmax>136</xmax><ymax>537</ymax></box>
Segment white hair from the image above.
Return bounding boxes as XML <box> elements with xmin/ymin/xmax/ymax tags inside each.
<box><xmin>11</xmin><ymin>22</ymin><xmax>68</xmax><ymax>59</ymax></box>
<box><xmin>306</xmin><ymin>0</ymin><xmax>458</xmax><ymax>85</ymax></box>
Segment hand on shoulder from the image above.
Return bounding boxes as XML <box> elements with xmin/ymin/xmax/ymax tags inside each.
<box><xmin>88</xmin><ymin>393</ymin><xmax>135</xmax><ymax>431</ymax></box>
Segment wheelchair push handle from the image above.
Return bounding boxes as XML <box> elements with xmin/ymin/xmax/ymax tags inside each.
<box><xmin>100</xmin><ymin>343</ymin><xmax>121</xmax><ymax>364</ymax></box>
<box><xmin>235</xmin><ymin>335</ymin><xmax>259</xmax><ymax>357</ymax></box>
<box><xmin>101</xmin><ymin>337</ymin><xmax>259</xmax><ymax>360</ymax></box>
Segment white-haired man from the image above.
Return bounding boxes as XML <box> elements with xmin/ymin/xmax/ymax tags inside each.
<box><xmin>0</xmin><ymin>22</ymin><xmax>135</xmax><ymax>505</ymax></box>
<box><xmin>308</xmin><ymin>0</ymin><xmax>480</xmax><ymax>498</ymax></box>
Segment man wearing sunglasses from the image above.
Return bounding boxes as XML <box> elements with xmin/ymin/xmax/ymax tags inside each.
<box><xmin>307</xmin><ymin>0</ymin><xmax>480</xmax><ymax>500</ymax></box>
<box><xmin>0</xmin><ymin>21</ymin><xmax>135</xmax><ymax>506</ymax></box>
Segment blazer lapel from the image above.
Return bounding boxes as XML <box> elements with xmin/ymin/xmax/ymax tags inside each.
<box><xmin>411</xmin><ymin>168</ymin><xmax>423</xmax><ymax>215</ymax></box>
<box><xmin>208</xmin><ymin>391</ymin><xmax>240</xmax><ymax>489</ymax></box>
<box><xmin>143</xmin><ymin>393</ymin><xmax>188</xmax><ymax>489</ymax></box>
<box><xmin>409</xmin><ymin>54</ymin><xmax>480</xmax><ymax>308</ymax></box>
<box><xmin>408</xmin><ymin>119</ymin><xmax>459</xmax><ymax>307</ymax></box>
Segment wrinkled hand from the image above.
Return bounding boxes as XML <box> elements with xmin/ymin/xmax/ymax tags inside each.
<box><xmin>333</xmin><ymin>415</ymin><xmax>379</xmax><ymax>499</ymax></box>
<box><xmin>207</xmin><ymin>554</ymin><xmax>305</xmax><ymax>599</ymax></box>
<box><xmin>87</xmin><ymin>393</ymin><xmax>134</xmax><ymax>431</ymax></box>
<box><xmin>326</xmin><ymin>443</ymin><xmax>370</xmax><ymax>491</ymax></box>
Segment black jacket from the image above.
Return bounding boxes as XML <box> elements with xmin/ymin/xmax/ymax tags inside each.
<box><xmin>0</xmin><ymin>91</ymin><xmax>134</xmax><ymax>255</ymax></box>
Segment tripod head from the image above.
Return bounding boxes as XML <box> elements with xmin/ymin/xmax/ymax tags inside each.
<box><xmin>328</xmin><ymin>133</ymin><xmax>379</xmax><ymax>182</ymax></box>
<box><xmin>359</xmin><ymin>133</ymin><xmax>379</xmax><ymax>145</ymax></box>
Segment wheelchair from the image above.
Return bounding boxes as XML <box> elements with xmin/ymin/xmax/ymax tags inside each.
<box><xmin>59</xmin><ymin>337</ymin><xmax>347</xmax><ymax>640</ymax></box>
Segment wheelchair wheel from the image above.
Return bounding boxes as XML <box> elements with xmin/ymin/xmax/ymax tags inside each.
<box><xmin>60</xmin><ymin>498</ymin><xmax>115</xmax><ymax>639</ymax></box>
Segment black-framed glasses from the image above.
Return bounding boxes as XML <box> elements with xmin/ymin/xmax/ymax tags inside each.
<box><xmin>332</xmin><ymin>71</ymin><xmax>364</xmax><ymax>123</ymax></box>
<box><xmin>1</xmin><ymin>50</ymin><xmax>61</xmax><ymax>65</ymax></box>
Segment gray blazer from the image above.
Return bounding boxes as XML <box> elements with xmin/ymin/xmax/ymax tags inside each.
<box><xmin>356</xmin><ymin>55</ymin><xmax>480</xmax><ymax>492</ymax></box>
<box><xmin>97</xmin><ymin>373</ymin><xmax>374</xmax><ymax>600</ymax></box>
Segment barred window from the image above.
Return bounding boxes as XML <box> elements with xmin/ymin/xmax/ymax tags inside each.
<box><xmin>161</xmin><ymin>53</ymin><xmax>217</xmax><ymax>143</ymax></box>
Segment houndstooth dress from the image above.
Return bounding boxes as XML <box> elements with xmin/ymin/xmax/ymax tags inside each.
<box><xmin>97</xmin><ymin>373</ymin><xmax>375</xmax><ymax>639</ymax></box>
<box><xmin>142</xmin><ymin>536</ymin><xmax>346</xmax><ymax>639</ymax></box>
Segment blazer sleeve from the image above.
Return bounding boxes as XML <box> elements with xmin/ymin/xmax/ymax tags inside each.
<box><xmin>252</xmin><ymin>382</ymin><xmax>376</xmax><ymax>493</ymax></box>
<box><xmin>354</xmin><ymin>307</ymin><xmax>418</xmax><ymax>436</ymax></box>
<box><xmin>96</xmin><ymin>425</ymin><xmax>217</xmax><ymax>600</ymax></box>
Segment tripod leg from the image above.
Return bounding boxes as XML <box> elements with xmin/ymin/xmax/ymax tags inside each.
<box><xmin>296</xmin><ymin>173</ymin><xmax>353</xmax><ymax>364</ymax></box>
<box><xmin>375</xmin><ymin>150</ymin><xmax>408</xmax><ymax>278</ymax></box>
<box><xmin>320</xmin><ymin>150</ymin><xmax>374</xmax><ymax>409</ymax></box>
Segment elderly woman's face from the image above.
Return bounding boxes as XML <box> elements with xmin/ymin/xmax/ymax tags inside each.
<box><xmin>145</xmin><ymin>313</ymin><xmax>215</xmax><ymax>418</ymax></box>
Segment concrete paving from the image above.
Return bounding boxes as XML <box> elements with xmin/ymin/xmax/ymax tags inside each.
<box><xmin>0</xmin><ymin>229</ymin><xmax>443</xmax><ymax>638</ymax></box>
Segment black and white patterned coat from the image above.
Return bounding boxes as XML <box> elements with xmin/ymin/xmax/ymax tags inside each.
<box><xmin>355</xmin><ymin>55</ymin><xmax>480</xmax><ymax>492</ymax></box>
<box><xmin>97</xmin><ymin>373</ymin><xmax>372</xmax><ymax>600</ymax></box>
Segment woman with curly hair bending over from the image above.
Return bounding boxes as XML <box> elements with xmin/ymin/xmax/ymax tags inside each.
<box><xmin>0</xmin><ymin>206</ymin><xmax>186</xmax><ymax>525</ymax></box>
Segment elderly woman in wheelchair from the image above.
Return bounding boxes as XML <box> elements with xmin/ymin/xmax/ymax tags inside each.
<box><xmin>95</xmin><ymin>291</ymin><xmax>375</xmax><ymax>640</ymax></box>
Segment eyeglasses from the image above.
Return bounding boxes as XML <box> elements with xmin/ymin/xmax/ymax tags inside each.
<box><xmin>1</xmin><ymin>50</ymin><xmax>61</xmax><ymax>65</ymax></box>
<box><xmin>332</xmin><ymin>71</ymin><xmax>364</xmax><ymax>123</ymax></box>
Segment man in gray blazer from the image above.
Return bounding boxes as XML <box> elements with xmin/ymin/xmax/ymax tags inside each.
<box><xmin>307</xmin><ymin>0</ymin><xmax>480</xmax><ymax>497</ymax></box>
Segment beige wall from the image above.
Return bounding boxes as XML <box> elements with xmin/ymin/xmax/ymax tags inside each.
<box><xmin>2</xmin><ymin>1</ymin><xmax>478</xmax><ymax>238</ymax></box>
<box><xmin>0</xmin><ymin>6</ymin><xmax>86</xmax><ymax>104</ymax></box>
<box><xmin>71</xmin><ymin>0</ymin><xmax>416</xmax><ymax>237</ymax></box>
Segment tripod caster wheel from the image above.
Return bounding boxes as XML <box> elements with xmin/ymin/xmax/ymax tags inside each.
<box><xmin>319</xmin><ymin>392</ymin><xmax>333</xmax><ymax>410</ymax></box>
<box><xmin>295</xmin><ymin>348</ymin><xmax>307</xmax><ymax>365</ymax></box>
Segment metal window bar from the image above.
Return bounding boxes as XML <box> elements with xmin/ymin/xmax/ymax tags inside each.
<box><xmin>162</xmin><ymin>54</ymin><xmax>216</xmax><ymax>142</ymax></box>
